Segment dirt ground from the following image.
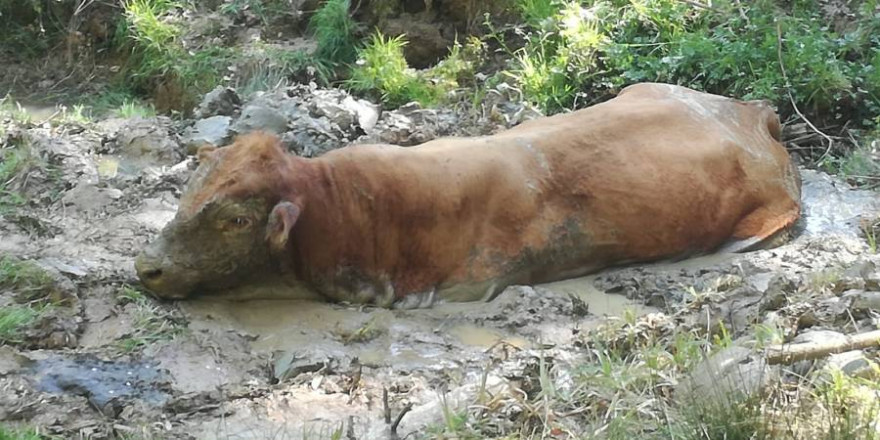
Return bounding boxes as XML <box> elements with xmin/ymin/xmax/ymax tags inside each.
<box><xmin>1</xmin><ymin>84</ymin><xmax>880</xmax><ymax>439</ymax></box>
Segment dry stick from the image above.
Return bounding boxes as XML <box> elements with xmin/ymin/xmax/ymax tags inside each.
<box><xmin>765</xmin><ymin>329</ymin><xmax>880</xmax><ymax>365</ymax></box>
<box><xmin>734</xmin><ymin>0</ymin><xmax>750</xmax><ymax>25</ymax></box>
<box><xmin>383</xmin><ymin>387</ymin><xmax>391</xmax><ymax>424</ymax></box>
<box><xmin>677</xmin><ymin>0</ymin><xmax>718</xmax><ymax>11</ymax></box>
<box><xmin>390</xmin><ymin>403</ymin><xmax>414</xmax><ymax>435</ymax></box>
<box><xmin>775</xmin><ymin>23</ymin><xmax>835</xmax><ymax>163</ymax></box>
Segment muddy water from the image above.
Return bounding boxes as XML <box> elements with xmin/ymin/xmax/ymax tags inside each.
<box><xmin>182</xmin><ymin>275</ymin><xmax>655</xmax><ymax>363</ymax></box>
<box><xmin>33</xmin><ymin>356</ymin><xmax>170</xmax><ymax>407</ymax></box>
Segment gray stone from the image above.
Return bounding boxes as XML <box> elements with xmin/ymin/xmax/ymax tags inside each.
<box><xmin>273</xmin><ymin>350</ymin><xmax>334</xmax><ymax>383</ymax></box>
<box><xmin>678</xmin><ymin>346</ymin><xmax>778</xmax><ymax>405</ymax></box>
<box><xmin>843</xmin><ymin>290</ymin><xmax>880</xmax><ymax>314</ymax></box>
<box><xmin>824</xmin><ymin>350</ymin><xmax>877</xmax><ymax>379</ymax></box>
<box><xmin>759</xmin><ymin>274</ymin><xmax>797</xmax><ymax>311</ymax></box>
<box><xmin>115</xmin><ymin>117</ymin><xmax>183</xmax><ymax>165</ymax></box>
<box><xmin>182</xmin><ymin>116</ymin><xmax>232</xmax><ymax>154</ymax></box>
<box><xmin>0</xmin><ymin>346</ymin><xmax>30</xmax><ymax>376</ymax></box>
<box><xmin>231</xmin><ymin>104</ymin><xmax>289</xmax><ymax>135</ymax></box>
<box><xmin>793</xmin><ymin>329</ymin><xmax>847</xmax><ymax>345</ymax></box>
<box><xmin>193</xmin><ymin>86</ymin><xmax>242</xmax><ymax>119</ymax></box>
<box><xmin>309</xmin><ymin>100</ymin><xmax>355</xmax><ymax>131</ymax></box>
<box><xmin>61</xmin><ymin>182</ymin><xmax>123</xmax><ymax>212</ymax></box>
<box><xmin>342</xmin><ymin>96</ymin><xmax>381</xmax><ymax>132</ymax></box>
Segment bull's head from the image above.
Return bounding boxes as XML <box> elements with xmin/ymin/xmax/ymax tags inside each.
<box><xmin>135</xmin><ymin>132</ymin><xmax>305</xmax><ymax>299</ymax></box>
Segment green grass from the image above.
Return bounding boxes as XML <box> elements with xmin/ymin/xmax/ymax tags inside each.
<box><xmin>310</xmin><ymin>0</ymin><xmax>359</xmax><ymax>65</ymax></box>
<box><xmin>115</xmin><ymin>285</ymin><xmax>183</xmax><ymax>353</ymax></box>
<box><xmin>0</xmin><ymin>136</ymin><xmax>34</xmax><ymax>211</ymax></box>
<box><xmin>219</xmin><ymin>0</ymin><xmax>292</xmax><ymax>26</ymax></box>
<box><xmin>0</xmin><ymin>257</ymin><xmax>54</xmax><ymax>293</ymax></box>
<box><xmin>347</xmin><ymin>31</ymin><xmax>436</xmax><ymax>107</ymax></box>
<box><xmin>0</xmin><ymin>306</ymin><xmax>39</xmax><ymax>345</ymax></box>
<box><xmin>0</xmin><ymin>424</ymin><xmax>45</xmax><ymax>440</ymax></box>
<box><xmin>115</xmin><ymin>100</ymin><xmax>157</xmax><ymax>119</ymax></box>
<box><xmin>491</xmin><ymin>0</ymin><xmax>880</xmax><ymax>130</ymax></box>
<box><xmin>347</xmin><ymin>32</ymin><xmax>481</xmax><ymax>108</ymax></box>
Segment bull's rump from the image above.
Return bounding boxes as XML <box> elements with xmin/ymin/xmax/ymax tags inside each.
<box><xmin>308</xmin><ymin>83</ymin><xmax>800</xmax><ymax>302</ymax></box>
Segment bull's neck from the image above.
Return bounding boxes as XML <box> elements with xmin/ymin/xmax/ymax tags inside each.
<box><xmin>280</xmin><ymin>152</ymin><xmax>372</xmax><ymax>289</ymax></box>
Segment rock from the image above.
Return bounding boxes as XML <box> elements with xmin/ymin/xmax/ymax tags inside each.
<box><xmin>759</xmin><ymin>274</ymin><xmax>797</xmax><ymax>311</ymax></box>
<box><xmin>231</xmin><ymin>104</ymin><xmax>289</xmax><ymax>135</ymax></box>
<box><xmin>0</xmin><ymin>346</ymin><xmax>30</xmax><ymax>376</ymax></box>
<box><xmin>823</xmin><ymin>350</ymin><xmax>877</xmax><ymax>379</ymax></box>
<box><xmin>678</xmin><ymin>346</ymin><xmax>778</xmax><ymax>405</ymax></box>
<box><xmin>343</xmin><ymin>96</ymin><xmax>381</xmax><ymax>132</ymax></box>
<box><xmin>181</xmin><ymin>116</ymin><xmax>233</xmax><ymax>154</ymax></box>
<box><xmin>280</xmin><ymin>130</ymin><xmax>342</xmax><ymax>158</ymax></box>
<box><xmin>115</xmin><ymin>117</ymin><xmax>183</xmax><ymax>165</ymax></box>
<box><xmin>272</xmin><ymin>350</ymin><xmax>336</xmax><ymax>382</ymax></box>
<box><xmin>193</xmin><ymin>86</ymin><xmax>242</xmax><ymax>119</ymax></box>
<box><xmin>61</xmin><ymin>182</ymin><xmax>123</xmax><ymax>212</ymax></box>
<box><xmin>792</xmin><ymin>329</ymin><xmax>847</xmax><ymax>345</ymax></box>
<box><xmin>309</xmin><ymin>99</ymin><xmax>355</xmax><ymax>131</ymax></box>
<box><xmin>836</xmin><ymin>261</ymin><xmax>871</xmax><ymax>293</ymax></box>
<box><xmin>843</xmin><ymin>290</ymin><xmax>880</xmax><ymax>314</ymax></box>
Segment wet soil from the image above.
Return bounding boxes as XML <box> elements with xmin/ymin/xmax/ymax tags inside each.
<box><xmin>1</xmin><ymin>96</ymin><xmax>879</xmax><ymax>439</ymax></box>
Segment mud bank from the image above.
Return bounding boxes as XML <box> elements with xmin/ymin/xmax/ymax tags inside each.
<box><xmin>1</xmin><ymin>85</ymin><xmax>879</xmax><ymax>439</ymax></box>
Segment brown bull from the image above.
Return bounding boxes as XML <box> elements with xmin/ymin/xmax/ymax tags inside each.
<box><xmin>135</xmin><ymin>83</ymin><xmax>801</xmax><ymax>307</ymax></box>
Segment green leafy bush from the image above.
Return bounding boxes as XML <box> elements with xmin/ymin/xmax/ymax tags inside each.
<box><xmin>497</xmin><ymin>0</ymin><xmax>880</xmax><ymax>128</ymax></box>
<box><xmin>347</xmin><ymin>32</ymin><xmax>481</xmax><ymax>108</ymax></box>
<box><xmin>310</xmin><ymin>0</ymin><xmax>359</xmax><ymax>65</ymax></box>
<box><xmin>347</xmin><ymin>32</ymin><xmax>440</xmax><ymax>107</ymax></box>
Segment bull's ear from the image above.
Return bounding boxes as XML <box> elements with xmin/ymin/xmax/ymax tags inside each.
<box><xmin>266</xmin><ymin>201</ymin><xmax>301</xmax><ymax>254</ymax></box>
<box><xmin>197</xmin><ymin>145</ymin><xmax>218</xmax><ymax>163</ymax></box>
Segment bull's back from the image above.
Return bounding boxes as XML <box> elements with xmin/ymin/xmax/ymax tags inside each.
<box><xmin>307</xmin><ymin>83</ymin><xmax>800</xmax><ymax>303</ymax></box>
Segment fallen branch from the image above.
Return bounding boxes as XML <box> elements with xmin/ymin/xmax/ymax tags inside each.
<box><xmin>677</xmin><ymin>0</ymin><xmax>719</xmax><ymax>11</ymax></box>
<box><xmin>776</xmin><ymin>23</ymin><xmax>835</xmax><ymax>163</ymax></box>
<box><xmin>383</xmin><ymin>387</ymin><xmax>391</xmax><ymax>424</ymax></box>
<box><xmin>765</xmin><ymin>329</ymin><xmax>880</xmax><ymax>364</ymax></box>
<box><xmin>390</xmin><ymin>403</ymin><xmax>413</xmax><ymax>435</ymax></box>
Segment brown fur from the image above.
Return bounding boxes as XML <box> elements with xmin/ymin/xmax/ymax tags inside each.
<box><xmin>136</xmin><ymin>83</ymin><xmax>801</xmax><ymax>306</ymax></box>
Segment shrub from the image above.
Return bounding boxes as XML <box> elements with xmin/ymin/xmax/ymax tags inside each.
<box><xmin>497</xmin><ymin>0</ymin><xmax>880</xmax><ymax>130</ymax></box>
<box><xmin>348</xmin><ymin>32</ymin><xmax>481</xmax><ymax>108</ymax></box>
<box><xmin>310</xmin><ymin>0</ymin><xmax>359</xmax><ymax>65</ymax></box>
<box><xmin>347</xmin><ymin>32</ymin><xmax>440</xmax><ymax>107</ymax></box>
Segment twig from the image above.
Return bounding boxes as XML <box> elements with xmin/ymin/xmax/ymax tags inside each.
<box><xmin>677</xmin><ymin>0</ymin><xmax>718</xmax><ymax>11</ymax></box>
<box><xmin>776</xmin><ymin>23</ymin><xmax>835</xmax><ymax>162</ymax></box>
<box><xmin>390</xmin><ymin>403</ymin><xmax>413</xmax><ymax>434</ymax></box>
<box><xmin>734</xmin><ymin>0</ymin><xmax>750</xmax><ymax>25</ymax></box>
<box><xmin>765</xmin><ymin>329</ymin><xmax>880</xmax><ymax>364</ymax></box>
<box><xmin>346</xmin><ymin>416</ymin><xmax>356</xmax><ymax>440</ymax></box>
<box><xmin>383</xmin><ymin>387</ymin><xmax>391</xmax><ymax>424</ymax></box>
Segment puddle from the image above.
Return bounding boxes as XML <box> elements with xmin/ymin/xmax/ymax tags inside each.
<box><xmin>448</xmin><ymin>325</ymin><xmax>534</xmax><ymax>349</ymax></box>
<box><xmin>799</xmin><ymin>169</ymin><xmax>880</xmax><ymax>237</ymax></box>
<box><xmin>32</xmin><ymin>356</ymin><xmax>170</xmax><ymax>407</ymax></box>
<box><xmin>540</xmin><ymin>275</ymin><xmax>660</xmax><ymax>317</ymax></box>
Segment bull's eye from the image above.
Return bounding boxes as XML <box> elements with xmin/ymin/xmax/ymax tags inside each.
<box><xmin>226</xmin><ymin>217</ymin><xmax>252</xmax><ymax>230</ymax></box>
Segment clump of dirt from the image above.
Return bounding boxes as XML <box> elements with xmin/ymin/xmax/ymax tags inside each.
<box><xmin>1</xmin><ymin>82</ymin><xmax>879</xmax><ymax>439</ymax></box>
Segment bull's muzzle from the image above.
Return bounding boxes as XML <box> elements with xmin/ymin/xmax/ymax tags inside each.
<box><xmin>134</xmin><ymin>246</ymin><xmax>190</xmax><ymax>300</ymax></box>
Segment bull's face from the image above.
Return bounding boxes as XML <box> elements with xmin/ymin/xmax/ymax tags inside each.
<box><xmin>135</xmin><ymin>133</ymin><xmax>303</xmax><ymax>299</ymax></box>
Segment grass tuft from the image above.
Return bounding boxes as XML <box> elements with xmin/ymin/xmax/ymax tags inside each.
<box><xmin>347</xmin><ymin>32</ymin><xmax>481</xmax><ymax>108</ymax></box>
<box><xmin>115</xmin><ymin>285</ymin><xmax>183</xmax><ymax>353</ymax></box>
<box><xmin>0</xmin><ymin>424</ymin><xmax>44</xmax><ymax>440</ymax></box>
<box><xmin>0</xmin><ymin>306</ymin><xmax>39</xmax><ymax>345</ymax></box>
